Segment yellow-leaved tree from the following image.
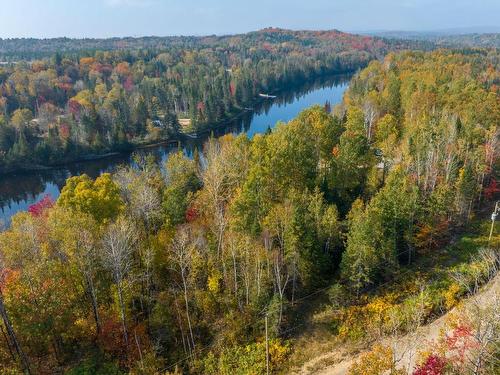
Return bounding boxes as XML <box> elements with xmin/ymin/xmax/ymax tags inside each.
<box><xmin>58</xmin><ymin>173</ymin><xmax>123</xmax><ymax>223</ymax></box>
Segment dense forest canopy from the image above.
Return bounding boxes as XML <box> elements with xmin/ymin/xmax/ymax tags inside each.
<box><xmin>0</xmin><ymin>29</ymin><xmax>430</xmax><ymax>174</ymax></box>
<box><xmin>370</xmin><ymin>31</ymin><xmax>500</xmax><ymax>49</ymax></box>
<box><xmin>0</xmin><ymin>49</ymin><xmax>498</xmax><ymax>374</ymax></box>
<box><xmin>0</xmin><ymin>29</ymin><xmax>426</xmax><ymax>61</ymax></box>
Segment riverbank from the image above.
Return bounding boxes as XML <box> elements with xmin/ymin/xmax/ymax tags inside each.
<box><xmin>1</xmin><ymin>75</ymin><xmax>351</xmax><ymax>225</ymax></box>
<box><xmin>0</xmin><ymin>72</ymin><xmax>354</xmax><ymax>177</ymax></box>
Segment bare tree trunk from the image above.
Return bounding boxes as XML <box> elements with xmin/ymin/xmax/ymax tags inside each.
<box><xmin>116</xmin><ymin>281</ymin><xmax>129</xmax><ymax>347</ymax></box>
<box><xmin>279</xmin><ymin>296</ymin><xmax>284</xmax><ymax>328</ymax></box>
<box><xmin>231</xmin><ymin>249</ymin><xmax>238</xmax><ymax>297</ymax></box>
<box><xmin>256</xmin><ymin>255</ymin><xmax>261</xmax><ymax>298</ymax></box>
<box><xmin>273</xmin><ymin>258</ymin><xmax>289</xmax><ymax>329</ymax></box>
<box><xmin>472</xmin><ymin>353</ymin><xmax>483</xmax><ymax>375</ymax></box>
<box><xmin>134</xmin><ymin>328</ymin><xmax>144</xmax><ymax>370</ymax></box>
<box><xmin>143</xmin><ymin>247</ymin><xmax>154</xmax><ymax>325</ymax></box>
<box><xmin>102</xmin><ymin>218</ymin><xmax>137</xmax><ymax>351</ymax></box>
<box><xmin>0</xmin><ymin>322</ymin><xmax>16</xmax><ymax>363</ymax></box>
<box><xmin>181</xmin><ymin>271</ymin><xmax>195</xmax><ymax>354</ymax></box>
<box><xmin>85</xmin><ymin>275</ymin><xmax>100</xmax><ymax>337</ymax></box>
<box><xmin>0</xmin><ymin>292</ymin><xmax>31</xmax><ymax>374</ymax></box>
<box><xmin>174</xmin><ymin>298</ymin><xmax>188</xmax><ymax>356</ymax></box>
<box><xmin>216</xmin><ymin>217</ymin><xmax>224</xmax><ymax>259</ymax></box>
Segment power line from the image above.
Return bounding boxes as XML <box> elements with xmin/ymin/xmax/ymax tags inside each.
<box><xmin>280</xmin><ymin>267</ymin><xmax>416</xmax><ymax>337</ymax></box>
<box><xmin>161</xmin><ymin>246</ymin><xmax>417</xmax><ymax>371</ymax></box>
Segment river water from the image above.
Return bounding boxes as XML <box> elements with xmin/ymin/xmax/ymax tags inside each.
<box><xmin>0</xmin><ymin>75</ymin><xmax>350</xmax><ymax>226</ymax></box>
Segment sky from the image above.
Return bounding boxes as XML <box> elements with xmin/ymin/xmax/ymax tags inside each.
<box><xmin>0</xmin><ymin>0</ymin><xmax>499</xmax><ymax>39</ymax></box>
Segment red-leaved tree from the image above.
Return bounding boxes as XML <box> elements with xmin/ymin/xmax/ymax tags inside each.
<box><xmin>484</xmin><ymin>178</ymin><xmax>500</xmax><ymax>200</ymax></box>
<box><xmin>413</xmin><ymin>354</ymin><xmax>448</xmax><ymax>375</ymax></box>
<box><xmin>28</xmin><ymin>195</ymin><xmax>54</xmax><ymax>217</ymax></box>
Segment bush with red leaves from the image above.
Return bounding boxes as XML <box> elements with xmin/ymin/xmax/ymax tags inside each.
<box><xmin>413</xmin><ymin>355</ymin><xmax>448</xmax><ymax>375</ymax></box>
<box><xmin>28</xmin><ymin>195</ymin><xmax>54</xmax><ymax>217</ymax></box>
<box><xmin>185</xmin><ymin>206</ymin><xmax>198</xmax><ymax>223</ymax></box>
<box><xmin>445</xmin><ymin>324</ymin><xmax>479</xmax><ymax>365</ymax></box>
<box><xmin>484</xmin><ymin>178</ymin><xmax>500</xmax><ymax>200</ymax></box>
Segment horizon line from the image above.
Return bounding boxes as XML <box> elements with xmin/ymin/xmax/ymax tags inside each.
<box><xmin>1</xmin><ymin>25</ymin><xmax>499</xmax><ymax>41</ymax></box>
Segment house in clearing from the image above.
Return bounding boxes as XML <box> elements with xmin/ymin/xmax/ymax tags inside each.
<box><xmin>178</xmin><ymin>118</ymin><xmax>192</xmax><ymax>130</ymax></box>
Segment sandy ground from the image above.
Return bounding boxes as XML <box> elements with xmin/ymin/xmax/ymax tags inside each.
<box><xmin>295</xmin><ymin>274</ymin><xmax>500</xmax><ymax>375</ymax></box>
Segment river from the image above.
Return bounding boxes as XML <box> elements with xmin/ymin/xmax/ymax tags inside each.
<box><xmin>0</xmin><ymin>74</ymin><xmax>350</xmax><ymax>226</ymax></box>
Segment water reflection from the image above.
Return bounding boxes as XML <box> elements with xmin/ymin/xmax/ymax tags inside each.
<box><xmin>0</xmin><ymin>74</ymin><xmax>350</xmax><ymax>225</ymax></box>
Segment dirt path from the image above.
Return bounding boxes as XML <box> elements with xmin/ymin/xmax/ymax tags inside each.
<box><xmin>295</xmin><ymin>274</ymin><xmax>500</xmax><ymax>375</ymax></box>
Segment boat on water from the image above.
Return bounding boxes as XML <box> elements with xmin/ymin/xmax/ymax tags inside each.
<box><xmin>259</xmin><ymin>93</ymin><xmax>277</xmax><ymax>98</ymax></box>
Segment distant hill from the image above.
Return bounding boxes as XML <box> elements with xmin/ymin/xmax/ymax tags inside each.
<box><xmin>364</xmin><ymin>29</ymin><xmax>500</xmax><ymax>48</ymax></box>
<box><xmin>363</xmin><ymin>26</ymin><xmax>500</xmax><ymax>36</ymax></box>
<box><xmin>0</xmin><ymin>28</ymin><xmax>430</xmax><ymax>61</ymax></box>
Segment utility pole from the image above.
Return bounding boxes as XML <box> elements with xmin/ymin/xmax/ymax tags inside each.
<box><xmin>265</xmin><ymin>313</ymin><xmax>269</xmax><ymax>375</ymax></box>
<box><xmin>488</xmin><ymin>201</ymin><xmax>500</xmax><ymax>243</ymax></box>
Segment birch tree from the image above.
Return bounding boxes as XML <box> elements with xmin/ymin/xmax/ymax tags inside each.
<box><xmin>169</xmin><ymin>225</ymin><xmax>198</xmax><ymax>355</ymax></box>
<box><xmin>102</xmin><ymin>217</ymin><xmax>137</xmax><ymax>347</ymax></box>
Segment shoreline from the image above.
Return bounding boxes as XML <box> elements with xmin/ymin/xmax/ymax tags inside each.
<box><xmin>0</xmin><ymin>71</ymin><xmax>354</xmax><ymax>177</ymax></box>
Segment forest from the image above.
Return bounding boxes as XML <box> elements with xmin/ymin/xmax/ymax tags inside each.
<box><xmin>371</xmin><ymin>31</ymin><xmax>500</xmax><ymax>49</ymax></box>
<box><xmin>0</xmin><ymin>29</ymin><xmax>425</xmax><ymax>174</ymax></box>
<box><xmin>0</xmin><ymin>48</ymin><xmax>499</xmax><ymax>374</ymax></box>
<box><xmin>0</xmin><ymin>29</ymin><xmax>426</xmax><ymax>61</ymax></box>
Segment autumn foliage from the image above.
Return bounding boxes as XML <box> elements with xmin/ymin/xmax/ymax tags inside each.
<box><xmin>27</xmin><ymin>194</ymin><xmax>54</xmax><ymax>217</ymax></box>
<box><xmin>0</xmin><ymin>48</ymin><xmax>498</xmax><ymax>374</ymax></box>
<box><xmin>413</xmin><ymin>355</ymin><xmax>448</xmax><ymax>375</ymax></box>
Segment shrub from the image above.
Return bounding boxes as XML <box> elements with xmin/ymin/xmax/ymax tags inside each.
<box><xmin>328</xmin><ymin>283</ymin><xmax>349</xmax><ymax>309</ymax></box>
<box><xmin>413</xmin><ymin>354</ymin><xmax>448</xmax><ymax>375</ymax></box>
<box><xmin>348</xmin><ymin>344</ymin><xmax>405</xmax><ymax>375</ymax></box>
<box><xmin>197</xmin><ymin>339</ymin><xmax>290</xmax><ymax>375</ymax></box>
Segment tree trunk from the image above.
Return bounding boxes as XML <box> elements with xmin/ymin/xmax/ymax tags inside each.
<box><xmin>181</xmin><ymin>271</ymin><xmax>196</xmax><ymax>354</ymax></box>
<box><xmin>85</xmin><ymin>275</ymin><xmax>100</xmax><ymax>337</ymax></box>
<box><xmin>174</xmin><ymin>298</ymin><xmax>188</xmax><ymax>356</ymax></box>
<box><xmin>0</xmin><ymin>292</ymin><xmax>31</xmax><ymax>374</ymax></box>
<box><xmin>0</xmin><ymin>322</ymin><xmax>16</xmax><ymax>363</ymax></box>
<box><xmin>116</xmin><ymin>281</ymin><xmax>129</xmax><ymax>347</ymax></box>
<box><xmin>278</xmin><ymin>293</ymin><xmax>284</xmax><ymax>329</ymax></box>
<box><xmin>134</xmin><ymin>328</ymin><xmax>144</xmax><ymax>369</ymax></box>
<box><xmin>231</xmin><ymin>250</ymin><xmax>238</xmax><ymax>297</ymax></box>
